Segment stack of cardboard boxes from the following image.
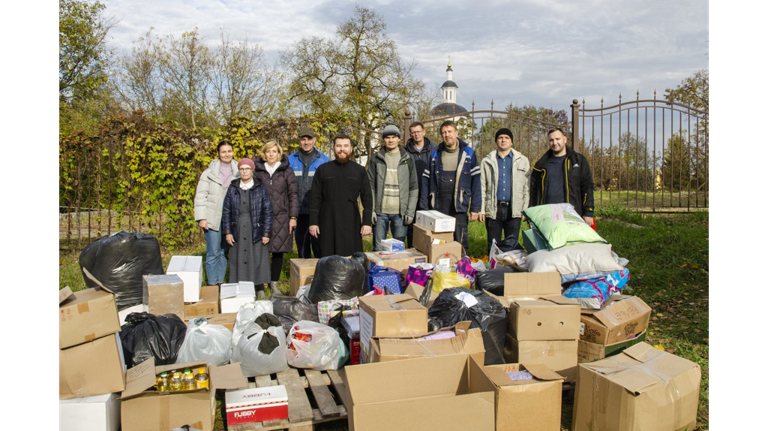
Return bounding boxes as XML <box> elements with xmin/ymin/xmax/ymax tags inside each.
<box><xmin>412</xmin><ymin>210</ymin><xmax>462</xmax><ymax>266</ymax></box>
<box><xmin>576</xmin><ymin>294</ymin><xmax>652</xmax><ymax>362</ymax></box>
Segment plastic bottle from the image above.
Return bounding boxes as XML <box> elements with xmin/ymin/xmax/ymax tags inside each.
<box><xmin>182</xmin><ymin>368</ymin><xmax>196</xmax><ymax>391</ymax></box>
<box><xmin>195</xmin><ymin>366</ymin><xmax>210</xmax><ymax>389</ymax></box>
<box><xmin>170</xmin><ymin>371</ymin><xmax>182</xmax><ymax>391</ymax></box>
<box><xmin>157</xmin><ymin>372</ymin><xmax>170</xmax><ymax>392</ymax></box>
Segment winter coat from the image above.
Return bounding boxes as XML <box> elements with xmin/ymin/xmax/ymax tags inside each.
<box><xmin>221</xmin><ymin>178</ymin><xmax>274</xmax><ymax>242</ymax></box>
<box><xmin>252</xmin><ymin>155</ymin><xmax>299</xmax><ymax>254</ymax></box>
<box><xmin>480</xmin><ymin>149</ymin><xmax>531</xmax><ymax>219</ymax></box>
<box><xmin>366</xmin><ymin>147</ymin><xmax>418</xmax><ymax>218</ymax></box>
<box><xmin>419</xmin><ymin>139</ymin><xmax>482</xmax><ymax>214</ymax></box>
<box><xmin>193</xmin><ymin>159</ymin><xmax>240</xmax><ymax>231</ymax></box>
<box><xmin>530</xmin><ymin>146</ymin><xmax>595</xmax><ymax>217</ymax></box>
<box><xmin>405</xmin><ymin>137</ymin><xmax>437</xmax><ymax>210</ymax></box>
<box><xmin>287</xmin><ymin>149</ymin><xmax>331</xmax><ymax>214</ymax></box>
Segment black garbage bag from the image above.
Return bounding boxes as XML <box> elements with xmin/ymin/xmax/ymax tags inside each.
<box><xmin>120</xmin><ymin>312</ymin><xmax>187</xmax><ymax>368</ymax></box>
<box><xmin>79</xmin><ymin>231</ymin><xmax>164</xmax><ymax>310</ymax></box>
<box><xmin>350</xmin><ymin>252</ymin><xmax>370</xmax><ymax>291</ymax></box>
<box><xmin>498</xmin><ymin>234</ymin><xmax>523</xmax><ymax>252</ymax></box>
<box><xmin>307</xmin><ymin>255</ymin><xmax>366</xmax><ymax>303</ymax></box>
<box><xmin>271</xmin><ymin>294</ymin><xmax>319</xmax><ymax>335</ymax></box>
<box><xmin>427</xmin><ymin>288</ymin><xmax>507</xmax><ymax>365</ymax></box>
<box><xmin>475</xmin><ymin>266</ymin><xmax>517</xmax><ymax>296</ymax></box>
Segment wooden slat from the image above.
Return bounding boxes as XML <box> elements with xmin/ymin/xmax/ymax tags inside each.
<box><xmin>326</xmin><ymin>369</ymin><xmax>348</xmax><ymax>409</ymax></box>
<box><xmin>255</xmin><ymin>375</ymin><xmax>275</xmax><ymax>387</ymax></box>
<box><xmin>276</xmin><ymin>368</ymin><xmax>314</xmax><ymax>423</ymax></box>
<box><xmin>305</xmin><ymin>370</ymin><xmax>340</xmax><ymax>418</ymax></box>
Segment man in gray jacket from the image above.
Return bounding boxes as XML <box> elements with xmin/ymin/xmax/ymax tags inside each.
<box><xmin>479</xmin><ymin>128</ymin><xmax>530</xmax><ymax>253</ymax></box>
<box><xmin>367</xmin><ymin>125</ymin><xmax>419</xmax><ymax>251</ymax></box>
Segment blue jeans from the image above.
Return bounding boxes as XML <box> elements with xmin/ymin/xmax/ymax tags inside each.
<box><xmin>204</xmin><ymin>228</ymin><xmax>229</xmax><ymax>285</ymax></box>
<box><xmin>373</xmin><ymin>213</ymin><xmax>407</xmax><ymax>251</ymax></box>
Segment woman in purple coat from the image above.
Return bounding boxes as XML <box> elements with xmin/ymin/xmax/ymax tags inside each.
<box><xmin>253</xmin><ymin>141</ymin><xmax>299</xmax><ymax>294</ymax></box>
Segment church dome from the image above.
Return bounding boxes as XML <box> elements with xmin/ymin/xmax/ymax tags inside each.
<box><xmin>441</xmin><ymin>80</ymin><xmax>458</xmax><ymax>89</ymax></box>
<box><xmin>430</xmin><ymin>102</ymin><xmax>468</xmax><ymax>117</ymax></box>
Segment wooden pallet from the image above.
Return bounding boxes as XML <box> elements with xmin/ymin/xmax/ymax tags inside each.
<box><xmin>227</xmin><ymin>368</ymin><xmax>348</xmax><ymax>431</ymax></box>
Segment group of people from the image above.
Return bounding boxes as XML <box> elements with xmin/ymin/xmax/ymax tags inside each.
<box><xmin>193</xmin><ymin>121</ymin><xmax>594</xmax><ymax>297</ymax></box>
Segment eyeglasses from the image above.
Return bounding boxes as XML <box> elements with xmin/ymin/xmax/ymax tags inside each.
<box><xmin>239</xmin><ymin>167</ymin><xmax>252</xmax><ymax>172</ymax></box>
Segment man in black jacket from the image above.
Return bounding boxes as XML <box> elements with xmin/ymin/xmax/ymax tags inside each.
<box><xmin>404</xmin><ymin>121</ymin><xmax>436</xmax><ymax>247</ymax></box>
<box><xmin>530</xmin><ymin>128</ymin><xmax>595</xmax><ymax>226</ymax></box>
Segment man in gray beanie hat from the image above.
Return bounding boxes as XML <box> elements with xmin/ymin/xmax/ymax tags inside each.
<box><xmin>366</xmin><ymin>124</ymin><xmax>418</xmax><ymax>251</ymax></box>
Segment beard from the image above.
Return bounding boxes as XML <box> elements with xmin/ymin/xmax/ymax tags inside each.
<box><xmin>335</xmin><ymin>152</ymin><xmax>350</xmax><ymax>163</ymax></box>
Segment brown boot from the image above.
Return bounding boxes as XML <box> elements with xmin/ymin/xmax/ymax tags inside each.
<box><xmin>270</xmin><ymin>281</ymin><xmax>279</xmax><ymax>294</ymax></box>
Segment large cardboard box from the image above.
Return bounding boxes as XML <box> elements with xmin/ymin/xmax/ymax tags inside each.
<box><xmin>469</xmin><ymin>359</ymin><xmax>564</xmax><ymax>431</ymax></box>
<box><xmin>60</xmin><ymin>287</ymin><xmax>121</xmax><ymax>349</ymax></box>
<box><xmin>368</xmin><ymin>321</ymin><xmax>486</xmax><ymax>365</ymax></box>
<box><xmin>60</xmin><ymin>333</ymin><xmax>126</xmax><ymax>400</ymax></box>
<box><xmin>289</xmin><ymin>258</ymin><xmax>319</xmax><ymax>296</ymax></box>
<box><xmin>143</xmin><ymin>274</ymin><xmax>185</xmax><ymax>319</ymax></box>
<box><xmin>167</xmin><ymin>255</ymin><xmax>204</xmax><ymax>302</ymax></box>
<box><xmin>579</xmin><ymin>295</ymin><xmax>652</xmax><ymax>345</ymax></box>
<box><xmin>121</xmin><ymin>358</ymin><xmax>248</xmax><ymax>431</ymax></box>
<box><xmin>199</xmin><ymin>313</ymin><xmax>237</xmax><ymax>331</ymax></box>
<box><xmin>345</xmin><ymin>353</ymin><xmax>495</xmax><ymax>431</ymax></box>
<box><xmin>577</xmin><ymin>330</ymin><xmax>648</xmax><ymax>363</ymax></box>
<box><xmin>507</xmin><ymin>297</ymin><xmax>580</xmax><ymax>341</ymax></box>
<box><xmin>60</xmin><ymin>393</ymin><xmax>121</xmax><ymax>431</ymax></box>
<box><xmin>504</xmin><ymin>335</ymin><xmax>579</xmax><ymax>383</ymax></box>
<box><xmin>413</xmin><ymin>223</ymin><xmax>454</xmax><ymax>254</ymax></box>
<box><xmin>572</xmin><ymin>342</ymin><xmax>702</xmax><ymax>431</ymax></box>
<box><xmin>404</xmin><ymin>282</ymin><xmax>435</xmax><ymax>308</ymax></box>
<box><xmin>427</xmin><ymin>241</ymin><xmax>463</xmax><ymax>266</ymax></box>
<box><xmin>365</xmin><ymin>249</ymin><xmax>427</xmax><ymax>274</ymax></box>
<box><xmin>415</xmin><ymin>209</ymin><xmax>456</xmax><ymax>232</ymax></box>
<box><xmin>184</xmin><ymin>285</ymin><xmax>219</xmax><ymax>317</ymax></box>
<box><xmin>359</xmin><ymin>294</ymin><xmax>428</xmax><ymax>361</ymax></box>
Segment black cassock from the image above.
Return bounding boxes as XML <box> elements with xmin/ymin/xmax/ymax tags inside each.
<box><xmin>308</xmin><ymin>159</ymin><xmax>373</xmax><ymax>257</ymax></box>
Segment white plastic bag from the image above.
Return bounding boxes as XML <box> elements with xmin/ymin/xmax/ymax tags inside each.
<box><xmin>232</xmin><ymin>324</ymin><xmax>289</xmax><ymax>376</ymax></box>
<box><xmin>286</xmin><ymin>320</ymin><xmax>347</xmax><ymax>370</ymax></box>
<box><xmin>176</xmin><ymin>317</ymin><xmax>233</xmax><ymax>366</ymax></box>
<box><xmin>232</xmin><ymin>301</ymin><xmax>274</xmax><ymax>347</ymax></box>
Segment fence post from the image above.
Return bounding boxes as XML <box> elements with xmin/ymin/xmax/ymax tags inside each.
<box><xmin>403</xmin><ymin>111</ymin><xmax>413</xmax><ymax>142</ymax></box>
<box><xmin>571</xmin><ymin>99</ymin><xmax>581</xmax><ymax>152</ymax></box>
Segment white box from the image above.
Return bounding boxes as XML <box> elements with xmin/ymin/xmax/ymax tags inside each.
<box><xmin>220</xmin><ymin>282</ymin><xmax>256</xmax><ymax>313</ymax></box>
<box><xmin>381</xmin><ymin>238</ymin><xmax>405</xmax><ymax>252</ymax></box>
<box><xmin>415</xmin><ymin>210</ymin><xmax>456</xmax><ymax>233</ymax></box>
<box><xmin>167</xmin><ymin>255</ymin><xmax>203</xmax><ymax>302</ymax></box>
<box><xmin>60</xmin><ymin>393</ymin><xmax>121</xmax><ymax>431</ymax></box>
<box><xmin>118</xmin><ymin>304</ymin><xmax>146</xmax><ymax>325</ymax></box>
<box><xmin>225</xmin><ymin>385</ymin><xmax>289</xmax><ymax>425</ymax></box>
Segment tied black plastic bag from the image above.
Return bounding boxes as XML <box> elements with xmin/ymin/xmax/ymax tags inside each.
<box><xmin>79</xmin><ymin>231</ymin><xmax>164</xmax><ymax>310</ymax></box>
<box><xmin>307</xmin><ymin>255</ymin><xmax>366</xmax><ymax>303</ymax></box>
<box><xmin>428</xmin><ymin>288</ymin><xmax>507</xmax><ymax>365</ymax></box>
<box><xmin>350</xmin><ymin>251</ymin><xmax>370</xmax><ymax>291</ymax></box>
<box><xmin>120</xmin><ymin>312</ymin><xmax>187</xmax><ymax>368</ymax></box>
<box><xmin>475</xmin><ymin>266</ymin><xmax>517</xmax><ymax>296</ymax></box>
<box><xmin>271</xmin><ymin>294</ymin><xmax>319</xmax><ymax>335</ymax></box>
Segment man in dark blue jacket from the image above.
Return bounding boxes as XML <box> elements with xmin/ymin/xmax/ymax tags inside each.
<box><xmin>419</xmin><ymin>120</ymin><xmax>482</xmax><ymax>252</ymax></box>
<box><xmin>404</xmin><ymin>121</ymin><xmax>436</xmax><ymax>248</ymax></box>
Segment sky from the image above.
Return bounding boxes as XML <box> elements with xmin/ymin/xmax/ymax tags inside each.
<box><xmin>99</xmin><ymin>0</ymin><xmax>709</xmax><ymax>114</ymax></box>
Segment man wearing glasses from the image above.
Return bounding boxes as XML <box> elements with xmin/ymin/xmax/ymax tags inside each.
<box><xmin>404</xmin><ymin>121</ymin><xmax>436</xmax><ymax>248</ymax></box>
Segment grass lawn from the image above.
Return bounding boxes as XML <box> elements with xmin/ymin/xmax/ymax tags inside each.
<box><xmin>59</xmin><ymin>204</ymin><xmax>708</xmax><ymax>430</ymax></box>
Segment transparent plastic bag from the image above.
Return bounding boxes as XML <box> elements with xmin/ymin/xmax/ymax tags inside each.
<box><xmin>286</xmin><ymin>320</ymin><xmax>348</xmax><ymax>370</ymax></box>
<box><xmin>232</xmin><ymin>301</ymin><xmax>274</xmax><ymax>347</ymax></box>
<box><xmin>431</xmin><ymin>271</ymin><xmax>471</xmax><ymax>294</ymax></box>
<box><xmin>176</xmin><ymin>317</ymin><xmax>233</xmax><ymax>367</ymax></box>
<box><xmin>232</xmin><ymin>320</ymin><xmax>289</xmax><ymax>377</ymax></box>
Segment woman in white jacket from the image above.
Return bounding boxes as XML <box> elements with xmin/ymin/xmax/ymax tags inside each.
<box><xmin>194</xmin><ymin>140</ymin><xmax>240</xmax><ymax>285</ymax></box>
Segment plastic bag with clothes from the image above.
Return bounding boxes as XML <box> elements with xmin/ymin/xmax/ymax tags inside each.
<box><xmin>431</xmin><ymin>270</ymin><xmax>471</xmax><ymax>294</ymax></box>
<box><xmin>232</xmin><ymin>301</ymin><xmax>274</xmax><ymax>348</ymax></box>
<box><xmin>307</xmin><ymin>255</ymin><xmax>366</xmax><ymax>303</ymax></box>
<box><xmin>232</xmin><ymin>313</ymin><xmax>289</xmax><ymax>376</ymax></box>
<box><xmin>120</xmin><ymin>312</ymin><xmax>187</xmax><ymax>368</ymax></box>
<box><xmin>270</xmin><ymin>293</ymin><xmax>319</xmax><ymax>335</ymax></box>
<box><xmin>286</xmin><ymin>320</ymin><xmax>348</xmax><ymax>370</ymax></box>
<box><xmin>475</xmin><ymin>266</ymin><xmax>517</xmax><ymax>296</ymax></box>
<box><xmin>79</xmin><ymin>231</ymin><xmax>164</xmax><ymax>310</ymax></box>
<box><xmin>427</xmin><ymin>288</ymin><xmax>507</xmax><ymax>365</ymax></box>
<box><xmin>176</xmin><ymin>317</ymin><xmax>233</xmax><ymax>367</ymax></box>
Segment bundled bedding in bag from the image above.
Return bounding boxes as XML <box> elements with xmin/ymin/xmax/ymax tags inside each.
<box><xmin>523</xmin><ymin>203</ymin><xmax>606</xmax><ymax>250</ymax></box>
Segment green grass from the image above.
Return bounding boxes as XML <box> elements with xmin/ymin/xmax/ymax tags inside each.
<box><xmin>59</xmin><ymin>205</ymin><xmax>708</xmax><ymax>430</ymax></box>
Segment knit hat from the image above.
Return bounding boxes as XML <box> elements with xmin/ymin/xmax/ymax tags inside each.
<box><xmin>495</xmin><ymin>128</ymin><xmax>514</xmax><ymax>142</ymax></box>
<box><xmin>298</xmin><ymin>127</ymin><xmax>315</xmax><ymax>139</ymax></box>
<box><xmin>238</xmin><ymin>158</ymin><xmax>255</xmax><ymax>170</ymax></box>
<box><xmin>382</xmin><ymin>125</ymin><xmax>401</xmax><ymax>138</ymax></box>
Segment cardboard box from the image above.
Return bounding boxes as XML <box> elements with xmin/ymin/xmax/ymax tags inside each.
<box><xmin>201</xmin><ymin>313</ymin><xmax>237</xmax><ymax>331</ymax></box>
<box><xmin>60</xmin><ymin>286</ymin><xmax>74</xmax><ymax>304</ymax></box>
<box><xmin>469</xmin><ymin>359</ymin><xmax>564</xmax><ymax>431</ymax></box>
<box><xmin>220</xmin><ymin>281</ymin><xmax>256</xmax><ymax>313</ymax></box>
<box><xmin>121</xmin><ymin>358</ymin><xmax>248</xmax><ymax>431</ymax></box>
<box><xmin>504</xmin><ymin>335</ymin><xmax>579</xmax><ymax>383</ymax></box>
<box><xmin>572</xmin><ymin>342</ymin><xmax>702</xmax><ymax>431</ymax></box>
<box><xmin>289</xmin><ymin>258</ymin><xmax>319</xmax><ymax>296</ymax></box>
<box><xmin>404</xmin><ymin>282</ymin><xmax>435</xmax><ymax>308</ymax></box>
<box><xmin>368</xmin><ymin>321</ymin><xmax>486</xmax><ymax>365</ymax></box>
<box><xmin>167</xmin><ymin>255</ymin><xmax>203</xmax><ymax>302</ymax></box>
<box><xmin>413</xmin><ymin>223</ymin><xmax>454</xmax><ymax>254</ymax></box>
<box><xmin>60</xmin><ymin>393</ymin><xmax>121</xmax><ymax>431</ymax></box>
<box><xmin>226</xmin><ymin>385</ymin><xmax>289</xmax><ymax>425</ymax></box>
<box><xmin>60</xmin><ymin>287</ymin><xmax>121</xmax><ymax>349</ymax></box>
<box><xmin>507</xmin><ymin>297</ymin><xmax>580</xmax><ymax>341</ymax></box>
<box><xmin>499</xmin><ymin>272</ymin><xmax>562</xmax><ymax>298</ymax></box>
<box><xmin>359</xmin><ymin>294</ymin><xmax>428</xmax><ymax>361</ymax></box>
<box><xmin>345</xmin><ymin>353</ymin><xmax>495</xmax><ymax>431</ymax></box>
<box><xmin>60</xmin><ymin>333</ymin><xmax>126</xmax><ymax>400</ymax></box>
<box><xmin>143</xmin><ymin>274</ymin><xmax>185</xmax><ymax>319</ymax></box>
<box><xmin>577</xmin><ymin>330</ymin><xmax>648</xmax><ymax>363</ymax></box>
<box><xmin>381</xmin><ymin>238</ymin><xmax>405</xmax><ymax>252</ymax></box>
<box><xmin>579</xmin><ymin>295</ymin><xmax>652</xmax><ymax>345</ymax></box>
<box><xmin>365</xmin><ymin>249</ymin><xmax>427</xmax><ymax>274</ymax></box>
<box><xmin>427</xmin><ymin>241</ymin><xmax>463</xmax><ymax>266</ymax></box>
<box><xmin>184</xmin><ymin>285</ymin><xmax>219</xmax><ymax>317</ymax></box>
<box><xmin>415</xmin><ymin>209</ymin><xmax>456</xmax><ymax>232</ymax></box>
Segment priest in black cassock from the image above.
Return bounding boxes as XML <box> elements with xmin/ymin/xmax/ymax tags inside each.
<box><xmin>308</xmin><ymin>133</ymin><xmax>373</xmax><ymax>257</ymax></box>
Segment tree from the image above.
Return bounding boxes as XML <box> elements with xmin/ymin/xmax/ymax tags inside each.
<box><xmin>664</xmin><ymin>69</ymin><xmax>708</xmax><ymax>112</ymax></box>
<box><xmin>115</xmin><ymin>29</ymin><xmax>164</xmax><ymax>117</ymax></box>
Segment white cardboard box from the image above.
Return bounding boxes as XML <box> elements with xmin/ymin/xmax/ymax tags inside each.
<box><xmin>415</xmin><ymin>210</ymin><xmax>456</xmax><ymax>233</ymax></box>
<box><xmin>167</xmin><ymin>255</ymin><xmax>203</xmax><ymax>302</ymax></box>
<box><xmin>225</xmin><ymin>385</ymin><xmax>289</xmax><ymax>425</ymax></box>
<box><xmin>220</xmin><ymin>282</ymin><xmax>256</xmax><ymax>313</ymax></box>
<box><xmin>381</xmin><ymin>238</ymin><xmax>405</xmax><ymax>252</ymax></box>
<box><xmin>60</xmin><ymin>392</ymin><xmax>121</xmax><ymax>431</ymax></box>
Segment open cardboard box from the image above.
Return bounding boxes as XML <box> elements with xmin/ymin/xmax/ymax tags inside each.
<box><xmin>184</xmin><ymin>285</ymin><xmax>219</xmax><ymax>317</ymax></box>
<box><xmin>577</xmin><ymin>329</ymin><xmax>648</xmax><ymax>363</ymax></box>
<box><xmin>368</xmin><ymin>321</ymin><xmax>485</xmax><ymax>365</ymax></box>
<box><xmin>504</xmin><ymin>334</ymin><xmax>579</xmax><ymax>383</ymax></box>
<box><xmin>358</xmin><ymin>294</ymin><xmax>428</xmax><ymax>362</ymax></box>
<box><xmin>579</xmin><ymin>295</ymin><xmax>652</xmax><ymax>345</ymax></box>
<box><xmin>366</xmin><ymin>249</ymin><xmax>427</xmax><ymax>274</ymax></box>
<box><xmin>290</xmin><ymin>258</ymin><xmax>319</xmax><ymax>296</ymax></box>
